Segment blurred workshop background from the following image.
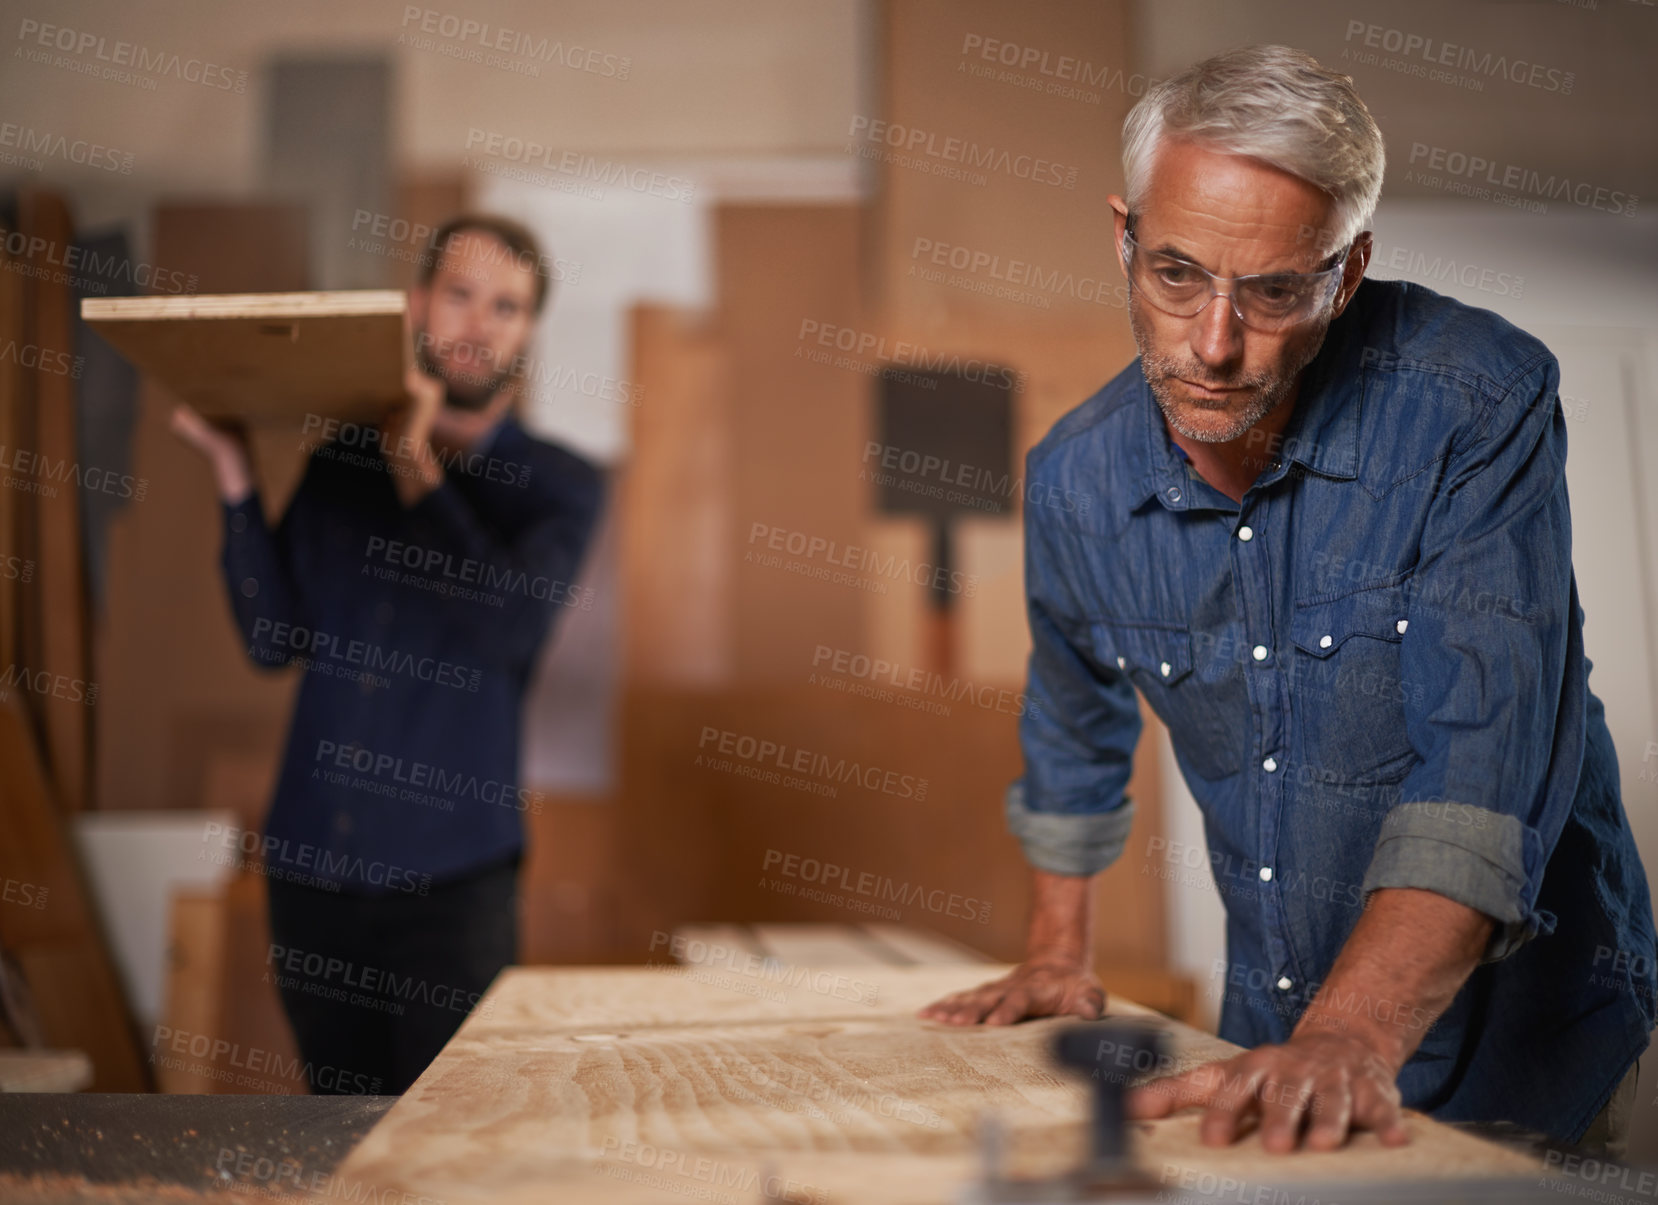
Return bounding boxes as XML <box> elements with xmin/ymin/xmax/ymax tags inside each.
<box><xmin>0</xmin><ymin>0</ymin><xmax>1655</xmax><ymax>1159</ymax></box>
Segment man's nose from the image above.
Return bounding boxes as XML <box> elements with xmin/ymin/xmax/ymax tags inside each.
<box><xmin>1189</xmin><ymin>290</ymin><xmax>1245</xmax><ymax>369</ymax></box>
<box><xmin>459</xmin><ymin>308</ymin><xmax>495</xmax><ymax>348</ymax></box>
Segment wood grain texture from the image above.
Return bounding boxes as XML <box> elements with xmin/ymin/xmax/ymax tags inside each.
<box><xmin>80</xmin><ymin>291</ymin><xmax>406</xmax><ymax>423</ymax></box>
<box><xmin>336</xmin><ymin>966</ymin><xmax>1536</xmax><ymax>1205</ymax></box>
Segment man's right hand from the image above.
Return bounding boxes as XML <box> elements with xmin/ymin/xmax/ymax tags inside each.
<box><xmin>170</xmin><ymin>403</ymin><xmax>254</xmax><ymax>505</ymax></box>
<box><xmin>917</xmin><ymin>957</ymin><xmax>1106</xmax><ymax>1026</ymax></box>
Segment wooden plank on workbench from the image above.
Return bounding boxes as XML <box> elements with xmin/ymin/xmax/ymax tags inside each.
<box><xmin>80</xmin><ymin>291</ymin><xmax>406</xmax><ymax>424</ymax></box>
<box><xmin>670</xmin><ymin>924</ymin><xmax>764</xmax><ymax>960</ymax></box>
<box><xmin>861</xmin><ymin>923</ymin><xmax>993</xmax><ymax>964</ymax></box>
<box><xmin>335</xmin><ymin>966</ymin><xmax>1538</xmax><ymax>1205</ymax></box>
<box><xmin>750</xmin><ymin>922</ymin><xmax>910</xmax><ymax>967</ymax></box>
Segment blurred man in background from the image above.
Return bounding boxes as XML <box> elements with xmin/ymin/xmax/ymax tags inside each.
<box><xmin>173</xmin><ymin>215</ymin><xmax>606</xmax><ymax>1093</ymax></box>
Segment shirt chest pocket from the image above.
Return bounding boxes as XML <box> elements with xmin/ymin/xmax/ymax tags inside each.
<box><xmin>1288</xmin><ymin>581</ymin><xmax>1419</xmax><ymax>782</ymax></box>
<box><xmin>1089</xmin><ymin>620</ymin><xmax>1246</xmax><ymax>782</ymax></box>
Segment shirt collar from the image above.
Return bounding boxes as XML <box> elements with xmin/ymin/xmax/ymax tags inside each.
<box><xmin>471</xmin><ymin>412</ymin><xmax>518</xmax><ymax>459</ymax></box>
<box><xmin>1124</xmin><ymin>295</ymin><xmax>1364</xmax><ymax>510</ymax></box>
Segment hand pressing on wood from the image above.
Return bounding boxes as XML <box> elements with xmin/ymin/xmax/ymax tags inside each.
<box><xmin>918</xmin><ymin>955</ymin><xmax>1106</xmax><ymax>1025</ymax></box>
<box><xmin>170</xmin><ymin>404</ymin><xmax>255</xmax><ymax>505</ymax></box>
<box><xmin>1125</xmin><ymin>1027</ymin><xmax>1409</xmax><ymax>1152</ymax></box>
<box><xmin>1126</xmin><ymin>889</ymin><xmax>1492</xmax><ymax>1153</ymax></box>
<box><xmin>919</xmin><ymin>869</ymin><xmax>1106</xmax><ymax>1025</ymax></box>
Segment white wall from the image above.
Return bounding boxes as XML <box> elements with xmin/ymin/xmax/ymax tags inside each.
<box><xmin>74</xmin><ymin>811</ymin><xmax>237</xmax><ymax>1032</ymax></box>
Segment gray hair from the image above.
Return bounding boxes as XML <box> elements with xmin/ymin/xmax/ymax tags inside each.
<box><xmin>1122</xmin><ymin>45</ymin><xmax>1384</xmax><ymax>253</ymax></box>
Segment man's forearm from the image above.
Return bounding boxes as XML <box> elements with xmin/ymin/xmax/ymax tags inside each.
<box><xmin>1294</xmin><ymin>887</ymin><xmax>1494</xmax><ymax>1070</ymax></box>
<box><xmin>1027</xmin><ymin>868</ymin><xmax>1097</xmax><ymax>967</ymax></box>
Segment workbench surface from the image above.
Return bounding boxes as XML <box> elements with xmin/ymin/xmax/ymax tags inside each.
<box><xmin>333</xmin><ymin>964</ymin><xmax>1544</xmax><ymax>1204</ymax></box>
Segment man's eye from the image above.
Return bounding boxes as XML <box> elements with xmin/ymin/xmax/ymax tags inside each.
<box><xmin>1244</xmin><ymin>280</ymin><xmax>1300</xmax><ymax>309</ymax></box>
<box><xmin>1154</xmin><ymin>265</ymin><xmax>1198</xmax><ymax>287</ymax></box>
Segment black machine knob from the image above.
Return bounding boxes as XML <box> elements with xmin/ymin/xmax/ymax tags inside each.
<box><xmin>1051</xmin><ymin>1023</ymin><xmax>1166</xmax><ymax>1172</ymax></box>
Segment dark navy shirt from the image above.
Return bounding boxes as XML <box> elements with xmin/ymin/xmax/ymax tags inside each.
<box><xmin>1008</xmin><ymin>277</ymin><xmax>1655</xmax><ymax>1142</ymax></box>
<box><xmin>220</xmin><ymin>417</ymin><xmax>604</xmax><ymax>896</ymax></box>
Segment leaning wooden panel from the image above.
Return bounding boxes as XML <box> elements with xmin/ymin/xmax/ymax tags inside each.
<box><xmin>79</xmin><ymin>290</ymin><xmax>406</xmax><ymax>423</ymax></box>
<box><xmin>0</xmin><ymin>230</ymin><xmax>24</xmax><ymax>669</ymax></box>
<box><xmin>335</xmin><ymin>966</ymin><xmax>1538</xmax><ymax>1205</ymax></box>
<box><xmin>0</xmin><ymin>696</ymin><xmax>147</xmax><ymax>1090</ymax></box>
<box><xmin>19</xmin><ymin>191</ymin><xmax>91</xmax><ymax>812</ymax></box>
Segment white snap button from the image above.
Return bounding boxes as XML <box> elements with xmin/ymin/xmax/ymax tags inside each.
<box><xmin>1251</xmin><ymin>645</ymin><xmax>1268</xmax><ymax>661</ymax></box>
<box><xmin>1396</xmin><ymin>619</ymin><xmax>1409</xmax><ymax>634</ymax></box>
<box><xmin>1237</xmin><ymin>526</ymin><xmax>1254</xmax><ymax>542</ymax></box>
<box><xmin>1259</xmin><ymin>866</ymin><xmax>1273</xmax><ymax>882</ymax></box>
<box><xmin>1166</xmin><ymin>486</ymin><xmax>1182</xmax><ymax>502</ymax></box>
<box><xmin>1160</xmin><ymin>661</ymin><xmax>1171</xmax><ymax>677</ymax></box>
<box><xmin>1116</xmin><ymin>655</ymin><xmax>1125</xmax><ymax>669</ymax></box>
<box><xmin>1319</xmin><ymin>634</ymin><xmax>1332</xmax><ymax>649</ymax></box>
<box><xmin>1277</xmin><ymin>976</ymin><xmax>1293</xmax><ymax>991</ymax></box>
<box><xmin>1262</xmin><ymin>757</ymin><xmax>1277</xmax><ymax>773</ymax></box>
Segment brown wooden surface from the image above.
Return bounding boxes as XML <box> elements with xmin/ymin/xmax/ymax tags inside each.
<box><xmin>336</xmin><ymin>966</ymin><xmax>1537</xmax><ymax>1205</ymax></box>
<box><xmin>0</xmin><ymin>695</ymin><xmax>147</xmax><ymax>1090</ymax></box>
<box><xmin>155</xmin><ymin>891</ymin><xmax>225</xmax><ymax>1093</ymax></box>
<box><xmin>719</xmin><ymin>204</ymin><xmax>868</xmax><ymax>683</ymax></box>
<box><xmin>153</xmin><ymin>875</ymin><xmax>307</xmax><ymax>1095</ymax></box>
<box><xmin>0</xmin><ymin>225</ymin><xmax>23</xmax><ymax>674</ymax></box>
<box><xmin>622</xmin><ymin>304</ymin><xmax>732</xmax><ymax>687</ymax></box>
<box><xmin>609</xmin><ymin>688</ymin><xmax>1169</xmax><ymax>972</ymax></box>
<box><xmin>149</xmin><ymin>204</ymin><xmax>311</xmax><ymax>296</ymax></box>
<box><xmin>16</xmin><ymin>192</ymin><xmax>92</xmax><ymax>814</ymax></box>
<box><xmin>80</xmin><ymin>290</ymin><xmax>406</xmax><ymax>423</ymax></box>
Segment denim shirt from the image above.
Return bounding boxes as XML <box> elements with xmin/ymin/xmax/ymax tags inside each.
<box><xmin>220</xmin><ymin>418</ymin><xmax>605</xmax><ymax>895</ymax></box>
<box><xmin>1009</xmin><ymin>277</ymin><xmax>1655</xmax><ymax>1141</ymax></box>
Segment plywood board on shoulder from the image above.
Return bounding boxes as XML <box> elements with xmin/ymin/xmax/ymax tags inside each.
<box><xmin>80</xmin><ymin>291</ymin><xmax>406</xmax><ymax>424</ymax></box>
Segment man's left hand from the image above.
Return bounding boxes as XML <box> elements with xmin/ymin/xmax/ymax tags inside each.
<box><xmin>1126</xmin><ymin>1028</ymin><xmax>1409</xmax><ymax>1152</ymax></box>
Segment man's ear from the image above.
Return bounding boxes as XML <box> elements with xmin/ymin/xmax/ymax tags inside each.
<box><xmin>1331</xmin><ymin>232</ymin><xmax>1372</xmax><ymax>319</ymax></box>
<box><xmin>1107</xmin><ymin>195</ymin><xmax>1131</xmax><ymax>279</ymax></box>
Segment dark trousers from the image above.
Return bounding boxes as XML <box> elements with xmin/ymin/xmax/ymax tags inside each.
<box><xmin>265</xmin><ymin>857</ymin><xmax>518</xmax><ymax>1095</ymax></box>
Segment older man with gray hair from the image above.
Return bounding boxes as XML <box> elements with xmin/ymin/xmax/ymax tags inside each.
<box><xmin>922</xmin><ymin>44</ymin><xmax>1654</xmax><ymax>1155</ymax></box>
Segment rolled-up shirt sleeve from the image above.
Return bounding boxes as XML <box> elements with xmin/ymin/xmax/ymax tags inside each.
<box><xmin>1007</xmin><ymin>457</ymin><xmax>1142</xmax><ymax>878</ymax></box>
<box><xmin>1364</xmin><ymin>353</ymin><xmax>1576</xmax><ymax>961</ymax></box>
